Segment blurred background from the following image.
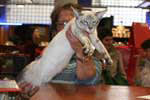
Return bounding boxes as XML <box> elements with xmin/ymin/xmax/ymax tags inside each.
<box><xmin>0</xmin><ymin>0</ymin><xmax>150</xmax><ymax>81</ymax></box>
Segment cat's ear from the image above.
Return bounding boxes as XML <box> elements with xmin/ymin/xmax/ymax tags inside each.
<box><xmin>96</xmin><ymin>9</ymin><xmax>107</xmax><ymax>19</ymax></box>
<box><xmin>71</xmin><ymin>6</ymin><xmax>80</xmax><ymax>19</ymax></box>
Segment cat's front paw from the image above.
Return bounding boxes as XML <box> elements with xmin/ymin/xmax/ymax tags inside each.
<box><xmin>107</xmin><ymin>58</ymin><xmax>113</xmax><ymax>65</ymax></box>
<box><xmin>83</xmin><ymin>42</ymin><xmax>95</xmax><ymax>56</ymax></box>
<box><xmin>103</xmin><ymin>53</ymin><xmax>113</xmax><ymax>65</ymax></box>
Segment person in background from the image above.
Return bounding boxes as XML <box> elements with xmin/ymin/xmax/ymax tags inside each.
<box><xmin>17</xmin><ymin>3</ymin><xmax>102</xmax><ymax>99</ymax></box>
<box><xmin>9</xmin><ymin>25</ymin><xmax>38</xmax><ymax>60</ymax></box>
<box><xmin>32</xmin><ymin>26</ymin><xmax>49</xmax><ymax>46</ymax></box>
<box><xmin>95</xmin><ymin>28</ymin><xmax>128</xmax><ymax>85</ymax></box>
<box><xmin>135</xmin><ymin>38</ymin><xmax>150</xmax><ymax>87</ymax></box>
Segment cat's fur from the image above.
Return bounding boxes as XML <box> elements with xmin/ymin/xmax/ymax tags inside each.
<box><xmin>18</xmin><ymin>8</ymin><xmax>113</xmax><ymax>86</ymax></box>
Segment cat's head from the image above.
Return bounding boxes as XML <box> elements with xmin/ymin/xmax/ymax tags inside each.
<box><xmin>72</xmin><ymin>7</ymin><xmax>106</xmax><ymax>34</ymax></box>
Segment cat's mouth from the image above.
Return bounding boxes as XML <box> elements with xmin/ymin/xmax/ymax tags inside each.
<box><xmin>84</xmin><ymin>30</ymin><xmax>90</xmax><ymax>36</ymax></box>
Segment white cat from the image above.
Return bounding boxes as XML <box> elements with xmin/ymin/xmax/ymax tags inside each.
<box><xmin>18</xmin><ymin>8</ymin><xmax>113</xmax><ymax>86</ymax></box>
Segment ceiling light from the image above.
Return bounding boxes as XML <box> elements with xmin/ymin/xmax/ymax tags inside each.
<box><xmin>137</xmin><ymin>0</ymin><xmax>150</xmax><ymax>8</ymax></box>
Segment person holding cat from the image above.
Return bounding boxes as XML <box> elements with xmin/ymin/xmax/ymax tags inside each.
<box><xmin>47</xmin><ymin>3</ymin><xmax>103</xmax><ymax>85</ymax></box>
<box><xmin>17</xmin><ymin>3</ymin><xmax>104</xmax><ymax>99</ymax></box>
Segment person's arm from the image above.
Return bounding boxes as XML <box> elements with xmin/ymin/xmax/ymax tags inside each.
<box><xmin>135</xmin><ymin>63</ymin><xmax>142</xmax><ymax>85</ymax></box>
<box><xmin>134</xmin><ymin>54</ymin><xmax>144</xmax><ymax>85</ymax></box>
<box><xmin>66</xmin><ymin>29</ymin><xmax>97</xmax><ymax>80</ymax></box>
<box><xmin>51</xmin><ymin>56</ymin><xmax>102</xmax><ymax>85</ymax></box>
<box><xmin>75</xmin><ymin>57</ymin><xmax>102</xmax><ymax>85</ymax></box>
<box><xmin>117</xmin><ymin>50</ymin><xmax>127</xmax><ymax>79</ymax></box>
<box><xmin>76</xmin><ymin>60</ymin><xmax>96</xmax><ymax>80</ymax></box>
<box><xmin>70</xmin><ymin>42</ymin><xmax>97</xmax><ymax>80</ymax></box>
<box><xmin>75</xmin><ymin>52</ymin><xmax>96</xmax><ymax>80</ymax></box>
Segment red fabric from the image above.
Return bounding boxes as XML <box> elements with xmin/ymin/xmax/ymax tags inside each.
<box><xmin>126</xmin><ymin>46</ymin><xmax>137</xmax><ymax>85</ymax></box>
<box><xmin>126</xmin><ymin>22</ymin><xmax>150</xmax><ymax>85</ymax></box>
<box><xmin>0</xmin><ymin>88</ymin><xmax>21</xmax><ymax>92</ymax></box>
<box><xmin>132</xmin><ymin>23</ymin><xmax>150</xmax><ymax>48</ymax></box>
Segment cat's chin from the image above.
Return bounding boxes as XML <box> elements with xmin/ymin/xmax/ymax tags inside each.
<box><xmin>83</xmin><ymin>30</ymin><xmax>90</xmax><ymax>36</ymax></box>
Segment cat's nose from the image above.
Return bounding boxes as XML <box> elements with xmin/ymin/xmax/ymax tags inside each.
<box><xmin>89</xmin><ymin>27</ymin><xmax>92</xmax><ymax>30</ymax></box>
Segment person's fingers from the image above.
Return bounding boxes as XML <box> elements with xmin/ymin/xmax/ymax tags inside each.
<box><xmin>20</xmin><ymin>86</ymin><xmax>39</xmax><ymax>99</ymax></box>
<box><xmin>18</xmin><ymin>81</ymin><xmax>27</xmax><ymax>87</ymax></box>
<box><xmin>17</xmin><ymin>85</ymin><xmax>39</xmax><ymax>99</ymax></box>
<box><xmin>19</xmin><ymin>82</ymin><xmax>32</xmax><ymax>93</ymax></box>
<box><xmin>28</xmin><ymin>86</ymin><xmax>40</xmax><ymax>97</ymax></box>
<box><xmin>66</xmin><ymin>29</ymin><xmax>83</xmax><ymax>50</ymax></box>
<box><xmin>24</xmin><ymin>83</ymin><xmax>33</xmax><ymax>94</ymax></box>
<box><xmin>17</xmin><ymin>81</ymin><xmax>39</xmax><ymax>99</ymax></box>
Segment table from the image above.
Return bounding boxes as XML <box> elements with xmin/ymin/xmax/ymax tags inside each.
<box><xmin>31</xmin><ymin>84</ymin><xmax>150</xmax><ymax>100</ymax></box>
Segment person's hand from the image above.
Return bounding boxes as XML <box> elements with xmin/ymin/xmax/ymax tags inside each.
<box><xmin>68</xmin><ymin>33</ymin><xmax>83</xmax><ymax>54</ymax></box>
<box><xmin>16</xmin><ymin>81</ymin><xmax>39</xmax><ymax>100</ymax></box>
<box><xmin>66</xmin><ymin>29</ymin><xmax>86</xmax><ymax>60</ymax></box>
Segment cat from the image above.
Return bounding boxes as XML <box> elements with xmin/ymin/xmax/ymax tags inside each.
<box><xmin>18</xmin><ymin>7</ymin><xmax>113</xmax><ymax>86</ymax></box>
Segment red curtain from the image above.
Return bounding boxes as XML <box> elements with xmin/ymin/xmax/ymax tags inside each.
<box><xmin>127</xmin><ymin>22</ymin><xmax>150</xmax><ymax>85</ymax></box>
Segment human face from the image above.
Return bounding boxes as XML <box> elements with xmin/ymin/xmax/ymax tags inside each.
<box><xmin>102</xmin><ymin>36</ymin><xmax>113</xmax><ymax>50</ymax></box>
<box><xmin>57</xmin><ymin>9</ymin><xmax>74</xmax><ymax>32</ymax></box>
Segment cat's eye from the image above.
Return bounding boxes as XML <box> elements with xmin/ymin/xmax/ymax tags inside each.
<box><xmin>93</xmin><ymin>21</ymin><xmax>97</xmax><ymax>24</ymax></box>
<box><xmin>80</xmin><ymin>20</ymin><xmax>88</xmax><ymax>25</ymax></box>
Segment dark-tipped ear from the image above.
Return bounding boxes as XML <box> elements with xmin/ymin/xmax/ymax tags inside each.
<box><xmin>71</xmin><ymin>6</ymin><xmax>80</xmax><ymax>19</ymax></box>
<box><xmin>96</xmin><ymin>9</ymin><xmax>107</xmax><ymax>19</ymax></box>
